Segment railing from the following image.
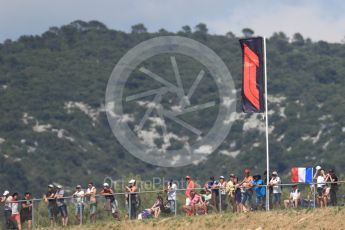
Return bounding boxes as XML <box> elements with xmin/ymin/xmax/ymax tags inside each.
<box><xmin>0</xmin><ymin>181</ymin><xmax>344</xmax><ymax>229</ymax></box>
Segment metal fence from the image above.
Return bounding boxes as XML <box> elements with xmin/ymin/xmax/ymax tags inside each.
<box><xmin>0</xmin><ymin>181</ymin><xmax>344</xmax><ymax>229</ymax></box>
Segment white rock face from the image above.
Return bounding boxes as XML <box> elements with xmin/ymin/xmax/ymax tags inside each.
<box><xmin>64</xmin><ymin>101</ymin><xmax>100</xmax><ymax>126</ymax></box>
<box><xmin>0</xmin><ymin>138</ymin><xmax>5</xmax><ymax>144</ymax></box>
<box><xmin>32</xmin><ymin>122</ymin><xmax>52</xmax><ymax>133</ymax></box>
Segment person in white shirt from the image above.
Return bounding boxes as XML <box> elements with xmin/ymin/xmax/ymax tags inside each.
<box><xmin>1</xmin><ymin>190</ymin><xmax>13</xmax><ymax>229</ymax></box>
<box><xmin>73</xmin><ymin>185</ymin><xmax>84</xmax><ymax>224</ymax></box>
<box><xmin>313</xmin><ymin>167</ymin><xmax>327</xmax><ymax>207</ymax></box>
<box><xmin>165</xmin><ymin>180</ymin><xmax>177</xmax><ymax>213</ymax></box>
<box><xmin>269</xmin><ymin>171</ymin><xmax>282</xmax><ymax>209</ymax></box>
<box><xmin>284</xmin><ymin>185</ymin><xmax>300</xmax><ymax>208</ymax></box>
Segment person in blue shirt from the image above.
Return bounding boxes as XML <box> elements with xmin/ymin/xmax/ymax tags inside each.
<box><xmin>252</xmin><ymin>174</ymin><xmax>266</xmax><ymax>210</ymax></box>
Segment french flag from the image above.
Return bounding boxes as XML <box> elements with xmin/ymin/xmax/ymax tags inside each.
<box><xmin>291</xmin><ymin>167</ymin><xmax>313</xmax><ymax>183</ymax></box>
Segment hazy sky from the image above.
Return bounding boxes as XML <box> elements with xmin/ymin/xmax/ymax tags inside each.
<box><xmin>0</xmin><ymin>0</ymin><xmax>344</xmax><ymax>42</ymax></box>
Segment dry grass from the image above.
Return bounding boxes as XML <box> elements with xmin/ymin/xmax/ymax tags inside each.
<box><xmin>40</xmin><ymin>207</ymin><xmax>345</xmax><ymax>230</ymax></box>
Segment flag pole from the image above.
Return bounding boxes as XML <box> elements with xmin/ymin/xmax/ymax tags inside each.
<box><xmin>263</xmin><ymin>36</ymin><xmax>270</xmax><ymax>211</ymax></box>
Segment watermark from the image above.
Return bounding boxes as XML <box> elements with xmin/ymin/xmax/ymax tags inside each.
<box><xmin>105</xmin><ymin>36</ymin><xmax>236</xmax><ymax>167</ymax></box>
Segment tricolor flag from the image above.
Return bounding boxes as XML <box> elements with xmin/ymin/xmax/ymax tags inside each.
<box><xmin>291</xmin><ymin>167</ymin><xmax>313</xmax><ymax>183</ymax></box>
<box><xmin>239</xmin><ymin>37</ymin><xmax>265</xmax><ymax>113</ymax></box>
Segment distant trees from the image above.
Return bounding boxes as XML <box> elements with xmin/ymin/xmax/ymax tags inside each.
<box><xmin>292</xmin><ymin>33</ymin><xmax>304</xmax><ymax>46</ymax></box>
<box><xmin>195</xmin><ymin>23</ymin><xmax>208</xmax><ymax>34</ymax></box>
<box><xmin>181</xmin><ymin>25</ymin><xmax>192</xmax><ymax>34</ymax></box>
<box><xmin>242</xmin><ymin>28</ymin><xmax>254</xmax><ymax>38</ymax></box>
<box><xmin>131</xmin><ymin>23</ymin><xmax>147</xmax><ymax>33</ymax></box>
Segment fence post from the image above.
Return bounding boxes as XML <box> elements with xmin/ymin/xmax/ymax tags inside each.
<box><xmin>32</xmin><ymin>199</ymin><xmax>35</xmax><ymax>229</ymax></box>
<box><xmin>219</xmin><ymin>191</ymin><xmax>222</xmax><ymax>213</ymax></box>
<box><xmin>128</xmin><ymin>192</ymin><xmax>131</xmax><ymax>220</ymax></box>
<box><xmin>174</xmin><ymin>189</ymin><xmax>177</xmax><ymax>217</ymax></box>
<box><xmin>80</xmin><ymin>202</ymin><xmax>83</xmax><ymax>225</ymax></box>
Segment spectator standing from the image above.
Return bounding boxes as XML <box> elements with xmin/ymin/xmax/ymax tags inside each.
<box><xmin>165</xmin><ymin>179</ymin><xmax>177</xmax><ymax>214</ymax></box>
<box><xmin>206</xmin><ymin>176</ymin><xmax>219</xmax><ymax>210</ymax></box>
<box><xmin>226</xmin><ymin>174</ymin><xmax>236</xmax><ymax>212</ymax></box>
<box><xmin>325</xmin><ymin>169</ymin><xmax>338</xmax><ymax>206</ymax></box>
<box><xmin>252</xmin><ymin>174</ymin><xmax>266</xmax><ymax>210</ymax></box>
<box><xmin>43</xmin><ymin>184</ymin><xmax>57</xmax><ymax>227</ymax></box>
<box><xmin>1</xmin><ymin>190</ymin><xmax>13</xmax><ymax>229</ymax></box>
<box><xmin>10</xmin><ymin>193</ymin><xmax>21</xmax><ymax>230</ymax></box>
<box><xmin>101</xmin><ymin>183</ymin><xmax>120</xmax><ymax>220</ymax></box>
<box><xmin>239</xmin><ymin>168</ymin><xmax>253</xmax><ymax>212</ymax></box>
<box><xmin>72</xmin><ymin>185</ymin><xmax>84</xmax><ymax>224</ymax></box>
<box><xmin>125</xmin><ymin>179</ymin><xmax>138</xmax><ymax>220</ymax></box>
<box><xmin>313</xmin><ymin>167</ymin><xmax>327</xmax><ymax>207</ymax></box>
<box><xmin>269</xmin><ymin>171</ymin><xmax>282</xmax><ymax>209</ymax></box>
<box><xmin>21</xmin><ymin>192</ymin><xmax>33</xmax><ymax>229</ymax></box>
<box><xmin>185</xmin><ymin>176</ymin><xmax>195</xmax><ymax>205</ymax></box>
<box><xmin>55</xmin><ymin>185</ymin><xmax>68</xmax><ymax>227</ymax></box>
<box><xmin>218</xmin><ymin>176</ymin><xmax>227</xmax><ymax>211</ymax></box>
<box><xmin>283</xmin><ymin>185</ymin><xmax>300</xmax><ymax>208</ymax></box>
<box><xmin>85</xmin><ymin>182</ymin><xmax>97</xmax><ymax>223</ymax></box>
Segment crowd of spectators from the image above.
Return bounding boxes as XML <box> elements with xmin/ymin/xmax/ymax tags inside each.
<box><xmin>0</xmin><ymin>167</ymin><xmax>341</xmax><ymax>228</ymax></box>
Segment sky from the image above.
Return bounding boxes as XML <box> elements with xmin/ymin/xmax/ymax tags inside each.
<box><xmin>0</xmin><ymin>0</ymin><xmax>344</xmax><ymax>43</ymax></box>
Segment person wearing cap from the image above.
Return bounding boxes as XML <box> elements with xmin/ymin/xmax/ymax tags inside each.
<box><xmin>85</xmin><ymin>182</ymin><xmax>97</xmax><ymax>223</ymax></box>
<box><xmin>125</xmin><ymin>179</ymin><xmax>138</xmax><ymax>220</ymax></box>
<box><xmin>226</xmin><ymin>174</ymin><xmax>236</xmax><ymax>212</ymax></box>
<box><xmin>43</xmin><ymin>184</ymin><xmax>57</xmax><ymax>227</ymax></box>
<box><xmin>325</xmin><ymin>169</ymin><xmax>338</xmax><ymax>206</ymax></box>
<box><xmin>101</xmin><ymin>183</ymin><xmax>120</xmax><ymax>220</ymax></box>
<box><xmin>20</xmin><ymin>192</ymin><xmax>33</xmax><ymax>230</ymax></box>
<box><xmin>185</xmin><ymin>176</ymin><xmax>195</xmax><ymax>206</ymax></box>
<box><xmin>218</xmin><ymin>176</ymin><xmax>228</xmax><ymax>211</ymax></box>
<box><xmin>239</xmin><ymin>168</ymin><xmax>254</xmax><ymax>212</ymax></box>
<box><xmin>252</xmin><ymin>174</ymin><xmax>266</xmax><ymax>210</ymax></box>
<box><xmin>165</xmin><ymin>179</ymin><xmax>177</xmax><ymax>213</ymax></box>
<box><xmin>72</xmin><ymin>185</ymin><xmax>84</xmax><ymax>224</ymax></box>
<box><xmin>1</xmin><ymin>190</ymin><xmax>14</xmax><ymax>229</ymax></box>
<box><xmin>269</xmin><ymin>171</ymin><xmax>282</xmax><ymax>209</ymax></box>
<box><xmin>54</xmin><ymin>185</ymin><xmax>68</xmax><ymax>226</ymax></box>
<box><xmin>205</xmin><ymin>176</ymin><xmax>220</xmax><ymax>210</ymax></box>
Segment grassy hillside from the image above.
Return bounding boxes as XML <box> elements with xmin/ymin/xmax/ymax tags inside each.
<box><xmin>37</xmin><ymin>207</ymin><xmax>345</xmax><ymax>230</ymax></box>
<box><xmin>0</xmin><ymin>20</ymin><xmax>345</xmax><ymax>195</ymax></box>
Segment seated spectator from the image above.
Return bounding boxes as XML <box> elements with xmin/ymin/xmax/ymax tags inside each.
<box><xmin>151</xmin><ymin>194</ymin><xmax>164</xmax><ymax>218</ymax></box>
<box><xmin>182</xmin><ymin>191</ymin><xmax>205</xmax><ymax>216</ymax></box>
<box><xmin>252</xmin><ymin>174</ymin><xmax>266</xmax><ymax>210</ymax></box>
<box><xmin>200</xmin><ymin>189</ymin><xmax>213</xmax><ymax>213</ymax></box>
<box><xmin>138</xmin><ymin>209</ymin><xmax>153</xmax><ymax>220</ymax></box>
<box><xmin>284</xmin><ymin>185</ymin><xmax>301</xmax><ymax>208</ymax></box>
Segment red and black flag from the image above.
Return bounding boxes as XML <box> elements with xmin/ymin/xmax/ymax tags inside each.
<box><xmin>239</xmin><ymin>37</ymin><xmax>265</xmax><ymax>113</ymax></box>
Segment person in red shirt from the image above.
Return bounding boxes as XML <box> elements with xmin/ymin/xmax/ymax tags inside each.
<box><xmin>185</xmin><ymin>176</ymin><xmax>195</xmax><ymax>205</ymax></box>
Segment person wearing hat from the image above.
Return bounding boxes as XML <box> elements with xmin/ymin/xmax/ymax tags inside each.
<box><xmin>1</xmin><ymin>190</ymin><xmax>14</xmax><ymax>229</ymax></box>
<box><xmin>54</xmin><ymin>185</ymin><xmax>68</xmax><ymax>227</ymax></box>
<box><xmin>185</xmin><ymin>176</ymin><xmax>195</xmax><ymax>206</ymax></box>
<box><xmin>218</xmin><ymin>176</ymin><xmax>228</xmax><ymax>211</ymax></box>
<box><xmin>101</xmin><ymin>183</ymin><xmax>120</xmax><ymax>220</ymax></box>
<box><xmin>125</xmin><ymin>179</ymin><xmax>138</xmax><ymax>220</ymax></box>
<box><xmin>226</xmin><ymin>174</ymin><xmax>236</xmax><ymax>212</ymax></box>
<box><xmin>239</xmin><ymin>168</ymin><xmax>254</xmax><ymax>212</ymax></box>
<box><xmin>269</xmin><ymin>171</ymin><xmax>282</xmax><ymax>209</ymax></box>
<box><xmin>43</xmin><ymin>184</ymin><xmax>57</xmax><ymax>227</ymax></box>
<box><xmin>72</xmin><ymin>185</ymin><xmax>84</xmax><ymax>224</ymax></box>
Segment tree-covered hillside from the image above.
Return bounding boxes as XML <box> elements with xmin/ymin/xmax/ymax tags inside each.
<box><xmin>0</xmin><ymin>20</ymin><xmax>344</xmax><ymax>195</ymax></box>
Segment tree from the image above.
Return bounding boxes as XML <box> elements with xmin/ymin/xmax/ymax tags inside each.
<box><xmin>195</xmin><ymin>23</ymin><xmax>208</xmax><ymax>34</ymax></box>
<box><xmin>226</xmin><ymin>31</ymin><xmax>236</xmax><ymax>39</ymax></box>
<box><xmin>131</xmin><ymin>23</ymin><xmax>147</xmax><ymax>33</ymax></box>
<box><xmin>181</xmin><ymin>25</ymin><xmax>192</xmax><ymax>34</ymax></box>
<box><xmin>292</xmin><ymin>33</ymin><xmax>304</xmax><ymax>46</ymax></box>
<box><xmin>241</xmin><ymin>28</ymin><xmax>254</xmax><ymax>38</ymax></box>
